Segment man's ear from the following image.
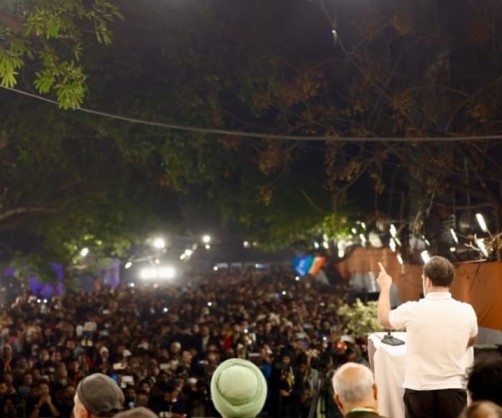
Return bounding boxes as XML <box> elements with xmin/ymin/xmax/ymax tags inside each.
<box><xmin>334</xmin><ymin>393</ymin><xmax>344</xmax><ymax>413</ymax></box>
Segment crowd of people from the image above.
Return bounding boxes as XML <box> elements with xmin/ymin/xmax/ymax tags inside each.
<box><xmin>0</xmin><ymin>259</ymin><xmax>501</xmax><ymax>418</ymax></box>
<box><xmin>0</xmin><ymin>268</ymin><xmax>365</xmax><ymax>418</ymax></box>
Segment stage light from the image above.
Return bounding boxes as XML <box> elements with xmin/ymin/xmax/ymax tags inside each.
<box><xmin>476</xmin><ymin>213</ymin><xmax>489</xmax><ymax>233</ymax></box>
<box><xmin>139</xmin><ymin>265</ymin><xmax>176</xmax><ymax>280</ymax></box>
<box><xmin>202</xmin><ymin>234</ymin><xmax>211</xmax><ymax>244</ymax></box>
<box><xmin>152</xmin><ymin>237</ymin><xmax>166</xmax><ymax>249</ymax></box>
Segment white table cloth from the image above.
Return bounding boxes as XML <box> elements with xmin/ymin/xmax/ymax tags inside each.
<box><xmin>368</xmin><ymin>332</ymin><xmax>474</xmax><ymax>418</ymax></box>
<box><xmin>368</xmin><ymin>332</ymin><xmax>407</xmax><ymax>418</ymax></box>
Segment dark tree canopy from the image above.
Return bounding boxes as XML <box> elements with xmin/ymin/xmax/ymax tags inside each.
<box><xmin>1</xmin><ymin>0</ymin><xmax>501</xmax><ymax>277</ymax></box>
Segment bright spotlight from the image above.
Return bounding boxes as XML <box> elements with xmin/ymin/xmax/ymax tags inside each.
<box><xmin>476</xmin><ymin>213</ymin><xmax>489</xmax><ymax>233</ymax></box>
<box><xmin>421</xmin><ymin>250</ymin><xmax>431</xmax><ymax>263</ymax></box>
<box><xmin>80</xmin><ymin>248</ymin><xmax>89</xmax><ymax>257</ymax></box>
<box><xmin>202</xmin><ymin>235</ymin><xmax>211</xmax><ymax>244</ymax></box>
<box><xmin>139</xmin><ymin>265</ymin><xmax>176</xmax><ymax>280</ymax></box>
<box><xmin>205</xmin><ymin>244</ymin><xmax>211</xmax><ymax>250</ymax></box>
<box><xmin>152</xmin><ymin>237</ymin><xmax>166</xmax><ymax>249</ymax></box>
<box><xmin>125</xmin><ymin>261</ymin><xmax>133</xmax><ymax>269</ymax></box>
<box><xmin>213</xmin><ymin>266</ymin><xmax>218</xmax><ymax>271</ymax></box>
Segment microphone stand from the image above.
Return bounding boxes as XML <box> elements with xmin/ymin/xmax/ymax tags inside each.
<box><xmin>381</xmin><ymin>330</ymin><xmax>405</xmax><ymax>346</ymax></box>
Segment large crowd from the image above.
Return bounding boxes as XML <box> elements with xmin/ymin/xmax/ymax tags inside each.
<box><xmin>0</xmin><ymin>269</ymin><xmax>366</xmax><ymax>418</ymax></box>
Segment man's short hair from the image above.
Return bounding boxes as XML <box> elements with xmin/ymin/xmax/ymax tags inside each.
<box><xmin>458</xmin><ymin>400</ymin><xmax>502</xmax><ymax>418</ymax></box>
<box><xmin>467</xmin><ymin>353</ymin><xmax>502</xmax><ymax>406</ymax></box>
<box><xmin>114</xmin><ymin>407</ymin><xmax>158</xmax><ymax>418</ymax></box>
<box><xmin>423</xmin><ymin>256</ymin><xmax>455</xmax><ymax>287</ymax></box>
<box><xmin>77</xmin><ymin>373</ymin><xmax>125</xmax><ymax>417</ymax></box>
<box><xmin>332</xmin><ymin>362</ymin><xmax>374</xmax><ymax>404</ymax></box>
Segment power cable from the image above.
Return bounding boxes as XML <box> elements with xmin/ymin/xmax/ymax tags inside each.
<box><xmin>3</xmin><ymin>86</ymin><xmax>502</xmax><ymax>143</ymax></box>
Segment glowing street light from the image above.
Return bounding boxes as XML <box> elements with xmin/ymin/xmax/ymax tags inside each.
<box><xmin>202</xmin><ymin>235</ymin><xmax>211</xmax><ymax>244</ymax></box>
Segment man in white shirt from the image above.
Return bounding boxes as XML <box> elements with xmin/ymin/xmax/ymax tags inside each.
<box><xmin>376</xmin><ymin>256</ymin><xmax>477</xmax><ymax>418</ymax></box>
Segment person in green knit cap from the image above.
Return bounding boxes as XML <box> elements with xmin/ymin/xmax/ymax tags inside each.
<box><xmin>210</xmin><ymin>358</ymin><xmax>267</xmax><ymax>418</ymax></box>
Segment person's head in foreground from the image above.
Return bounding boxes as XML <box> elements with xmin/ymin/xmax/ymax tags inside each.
<box><xmin>210</xmin><ymin>358</ymin><xmax>267</xmax><ymax>418</ymax></box>
<box><xmin>74</xmin><ymin>373</ymin><xmax>125</xmax><ymax>418</ymax></box>
<box><xmin>467</xmin><ymin>352</ymin><xmax>502</xmax><ymax>407</ymax></box>
<box><xmin>458</xmin><ymin>401</ymin><xmax>502</xmax><ymax>418</ymax></box>
<box><xmin>332</xmin><ymin>362</ymin><xmax>379</xmax><ymax>416</ymax></box>
<box><xmin>114</xmin><ymin>407</ymin><xmax>158</xmax><ymax>418</ymax></box>
<box><xmin>422</xmin><ymin>255</ymin><xmax>455</xmax><ymax>295</ymax></box>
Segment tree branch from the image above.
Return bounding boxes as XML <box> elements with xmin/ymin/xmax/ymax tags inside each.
<box><xmin>0</xmin><ymin>11</ymin><xmax>23</xmax><ymax>33</ymax></box>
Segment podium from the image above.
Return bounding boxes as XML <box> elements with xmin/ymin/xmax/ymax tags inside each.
<box><xmin>368</xmin><ymin>332</ymin><xmax>407</xmax><ymax>418</ymax></box>
<box><xmin>368</xmin><ymin>332</ymin><xmax>475</xmax><ymax>418</ymax></box>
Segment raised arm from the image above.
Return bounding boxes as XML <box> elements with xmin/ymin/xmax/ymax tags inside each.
<box><xmin>376</xmin><ymin>262</ymin><xmax>393</xmax><ymax>330</ymax></box>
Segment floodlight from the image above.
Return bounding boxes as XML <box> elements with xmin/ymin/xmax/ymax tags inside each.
<box><xmin>152</xmin><ymin>237</ymin><xmax>166</xmax><ymax>249</ymax></box>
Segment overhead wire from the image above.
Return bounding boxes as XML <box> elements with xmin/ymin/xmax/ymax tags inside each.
<box><xmin>3</xmin><ymin>86</ymin><xmax>502</xmax><ymax>143</ymax></box>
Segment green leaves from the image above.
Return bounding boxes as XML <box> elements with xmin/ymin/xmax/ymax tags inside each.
<box><xmin>0</xmin><ymin>0</ymin><xmax>122</xmax><ymax>107</ymax></box>
<box><xmin>0</xmin><ymin>38</ymin><xmax>27</xmax><ymax>87</ymax></box>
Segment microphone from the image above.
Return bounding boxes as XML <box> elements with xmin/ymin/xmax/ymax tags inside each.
<box><xmin>381</xmin><ymin>330</ymin><xmax>405</xmax><ymax>346</ymax></box>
